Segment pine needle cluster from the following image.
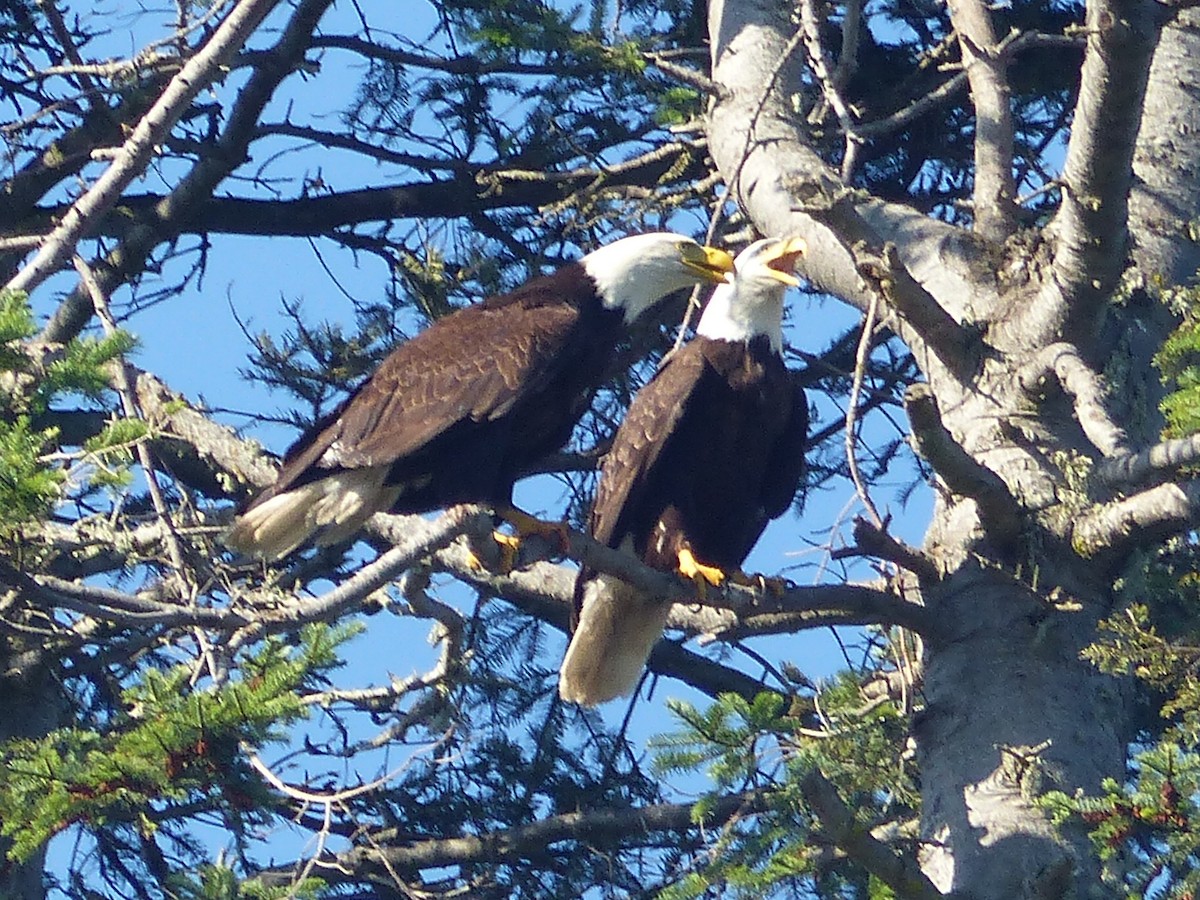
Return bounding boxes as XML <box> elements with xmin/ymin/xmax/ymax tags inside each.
<box><xmin>0</xmin><ymin>624</ymin><xmax>349</xmax><ymax>892</ymax></box>
<box><xmin>650</xmin><ymin>680</ymin><xmax>916</xmax><ymax>899</ymax></box>
<box><xmin>0</xmin><ymin>290</ymin><xmax>137</xmax><ymax>533</ymax></box>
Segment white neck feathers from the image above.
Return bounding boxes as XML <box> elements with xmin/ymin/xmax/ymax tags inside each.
<box><xmin>696</xmin><ymin>281</ymin><xmax>785</xmax><ymax>354</ymax></box>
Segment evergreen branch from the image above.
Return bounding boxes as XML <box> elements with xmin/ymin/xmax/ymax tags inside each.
<box><xmin>1094</xmin><ymin>432</ymin><xmax>1200</xmax><ymax>488</ymax></box>
<box><xmin>256</xmin><ymin>789</ymin><xmax>775</xmax><ymax>883</ymax></box>
<box><xmin>800</xmin><ymin>770</ymin><xmax>946</xmax><ymax>900</ymax></box>
<box><xmin>905</xmin><ymin>383</ymin><xmax>1023</xmax><ymax>544</ymax></box>
<box><xmin>1071</xmin><ymin>480</ymin><xmax>1200</xmax><ymax>560</ymax></box>
<box><xmin>1017</xmin><ymin>342</ymin><xmax>1128</xmax><ymax>457</ymax></box>
<box><xmin>6</xmin><ymin>0</ymin><xmax>284</xmax><ymax>297</ymax></box>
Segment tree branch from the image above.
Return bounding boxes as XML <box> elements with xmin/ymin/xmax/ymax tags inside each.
<box><xmin>6</xmin><ymin>0</ymin><xmax>285</xmax><ymax>296</ymax></box>
<box><xmin>945</xmin><ymin>0</ymin><xmax>1017</xmax><ymax>241</ymax></box>
<box><xmin>36</xmin><ymin>0</ymin><xmax>339</xmax><ymax>345</ymax></box>
<box><xmin>15</xmin><ymin>143</ymin><xmax>707</xmax><ymax>242</ymax></box>
<box><xmin>849</xmin><ymin>517</ymin><xmax>941</xmax><ymax>582</ymax></box>
<box><xmin>262</xmin><ymin>789</ymin><xmax>774</xmax><ymax>883</ymax></box>
<box><xmin>1017</xmin><ymin>342</ymin><xmax>1128</xmax><ymax>457</ymax></box>
<box><xmin>1095</xmin><ymin>432</ymin><xmax>1200</xmax><ymax>488</ymax></box>
<box><xmin>706</xmin><ymin>0</ymin><xmax>992</xmax><ymax>353</ymax></box>
<box><xmin>1044</xmin><ymin>0</ymin><xmax>1165</xmax><ymax>343</ymax></box>
<box><xmin>905</xmin><ymin>383</ymin><xmax>1023</xmax><ymax>545</ymax></box>
<box><xmin>789</xmin><ymin>179</ymin><xmax>978</xmax><ymax>381</ymax></box>
<box><xmin>800</xmin><ymin>770</ymin><xmax>945</xmax><ymax>900</ymax></box>
<box><xmin>1071</xmin><ymin>480</ymin><xmax>1200</xmax><ymax>560</ymax></box>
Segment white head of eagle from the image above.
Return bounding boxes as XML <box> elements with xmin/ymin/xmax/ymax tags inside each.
<box><xmin>582</xmin><ymin>233</ymin><xmax>737</xmax><ymax>323</ymax></box>
<box><xmin>697</xmin><ymin>236</ymin><xmax>807</xmax><ymax>353</ymax></box>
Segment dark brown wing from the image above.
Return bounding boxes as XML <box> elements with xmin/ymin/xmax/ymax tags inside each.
<box><xmin>329</xmin><ymin>301</ymin><xmax>581</xmax><ymax>466</ymax></box>
<box><xmin>254</xmin><ymin>298</ymin><xmax>584</xmax><ymax>509</ymax></box>
<box><xmin>760</xmin><ymin>374</ymin><xmax>808</xmax><ymax>519</ymax></box>
<box><xmin>589</xmin><ymin>343</ymin><xmax>708</xmax><ymax>547</ymax></box>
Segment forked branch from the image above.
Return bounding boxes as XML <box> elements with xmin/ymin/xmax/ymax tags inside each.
<box><xmin>905</xmin><ymin>383</ymin><xmax>1023</xmax><ymax>545</ymax></box>
<box><xmin>945</xmin><ymin>0</ymin><xmax>1017</xmax><ymax>241</ymax></box>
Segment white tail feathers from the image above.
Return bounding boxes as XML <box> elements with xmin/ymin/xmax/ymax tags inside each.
<box><xmin>559</xmin><ymin>574</ymin><xmax>672</xmax><ymax>706</ymax></box>
<box><xmin>225</xmin><ymin>467</ymin><xmax>397</xmax><ymax>560</ymax></box>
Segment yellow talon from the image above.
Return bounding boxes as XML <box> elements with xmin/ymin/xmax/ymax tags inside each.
<box><xmin>492</xmin><ymin>530</ymin><xmax>522</xmax><ymax>573</ymax></box>
<box><xmin>677</xmin><ymin>547</ymin><xmax>725</xmax><ymax>598</ymax></box>
<box><xmin>496</xmin><ymin>505</ymin><xmax>571</xmax><ymax>556</ymax></box>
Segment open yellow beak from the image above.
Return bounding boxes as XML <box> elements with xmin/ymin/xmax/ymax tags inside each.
<box><xmin>681</xmin><ymin>244</ymin><xmax>737</xmax><ymax>284</ymax></box>
<box><xmin>759</xmin><ymin>236</ymin><xmax>807</xmax><ymax>286</ymax></box>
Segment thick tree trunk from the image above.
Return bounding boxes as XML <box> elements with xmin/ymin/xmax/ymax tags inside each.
<box><xmin>1129</xmin><ymin>8</ymin><xmax>1200</xmax><ymax>288</ymax></box>
<box><xmin>705</xmin><ymin>0</ymin><xmax>1155</xmax><ymax>895</ymax></box>
<box><xmin>914</xmin><ymin>516</ymin><xmax>1131</xmax><ymax>897</ymax></box>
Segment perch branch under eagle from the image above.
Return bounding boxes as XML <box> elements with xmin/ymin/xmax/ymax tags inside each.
<box><xmin>560</xmin><ymin>236</ymin><xmax>810</xmax><ymax>707</ymax></box>
<box><xmin>226</xmin><ymin>233</ymin><xmax>735</xmax><ymax>560</ymax></box>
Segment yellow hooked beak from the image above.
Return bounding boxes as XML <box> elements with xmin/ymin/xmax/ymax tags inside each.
<box><xmin>758</xmin><ymin>236</ymin><xmax>807</xmax><ymax>286</ymax></box>
<box><xmin>680</xmin><ymin>242</ymin><xmax>737</xmax><ymax>284</ymax></box>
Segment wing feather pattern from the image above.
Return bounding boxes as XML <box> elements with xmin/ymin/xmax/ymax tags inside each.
<box><xmin>329</xmin><ymin>302</ymin><xmax>581</xmax><ymax>466</ymax></box>
<box><xmin>589</xmin><ymin>344</ymin><xmax>709</xmax><ymax>548</ymax></box>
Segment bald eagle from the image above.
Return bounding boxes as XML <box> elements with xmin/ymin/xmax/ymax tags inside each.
<box><xmin>559</xmin><ymin>237</ymin><xmax>809</xmax><ymax>706</ymax></box>
<box><xmin>226</xmin><ymin>233</ymin><xmax>735</xmax><ymax>560</ymax></box>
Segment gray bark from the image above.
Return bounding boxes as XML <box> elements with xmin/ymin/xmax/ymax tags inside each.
<box><xmin>705</xmin><ymin>0</ymin><xmax>1179</xmax><ymax>895</ymax></box>
<box><xmin>1130</xmin><ymin>8</ymin><xmax>1200</xmax><ymax>288</ymax></box>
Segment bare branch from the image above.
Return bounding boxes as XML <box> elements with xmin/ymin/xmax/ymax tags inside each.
<box><xmin>16</xmin><ymin>142</ymin><xmax>707</xmax><ymax>242</ymax></box>
<box><xmin>905</xmin><ymin>383</ymin><xmax>1022</xmax><ymax>545</ymax></box>
<box><xmin>6</xmin><ymin>0</ymin><xmax>285</xmax><ymax>296</ymax></box>
<box><xmin>291</xmin><ymin>790</ymin><xmax>775</xmax><ymax>880</ymax></box>
<box><xmin>849</xmin><ymin>517</ymin><xmax>941</xmax><ymax>582</ymax></box>
<box><xmin>798</xmin><ymin>0</ymin><xmax>861</xmax><ymax>179</ymax></box>
<box><xmin>945</xmin><ymin>0</ymin><xmax>1017</xmax><ymax>241</ymax></box>
<box><xmin>800</xmin><ymin>770</ymin><xmax>946</xmax><ymax>900</ymax></box>
<box><xmin>855</xmin><ymin>32</ymin><xmax>1081</xmax><ymax>140</ymax></box>
<box><xmin>133</xmin><ymin>368</ymin><xmax>279</xmax><ymax>495</ymax></box>
<box><xmin>1045</xmin><ymin>0</ymin><xmax>1165</xmax><ymax>343</ymax></box>
<box><xmin>1017</xmin><ymin>342</ymin><xmax>1128</xmax><ymax>457</ymax></box>
<box><xmin>1096</xmin><ymin>432</ymin><xmax>1200</xmax><ymax>488</ymax></box>
<box><xmin>37</xmin><ymin>0</ymin><xmax>339</xmax><ymax>345</ymax></box>
<box><xmin>788</xmin><ymin>177</ymin><xmax>977</xmax><ymax>380</ymax></box>
<box><xmin>1072</xmin><ymin>480</ymin><xmax>1200</xmax><ymax>559</ymax></box>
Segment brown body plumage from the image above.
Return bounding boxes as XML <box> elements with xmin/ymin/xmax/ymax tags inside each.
<box><xmin>226</xmin><ymin>234</ymin><xmax>734</xmax><ymax>560</ymax></box>
<box><xmin>560</xmin><ymin>237</ymin><xmax>809</xmax><ymax>706</ymax></box>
